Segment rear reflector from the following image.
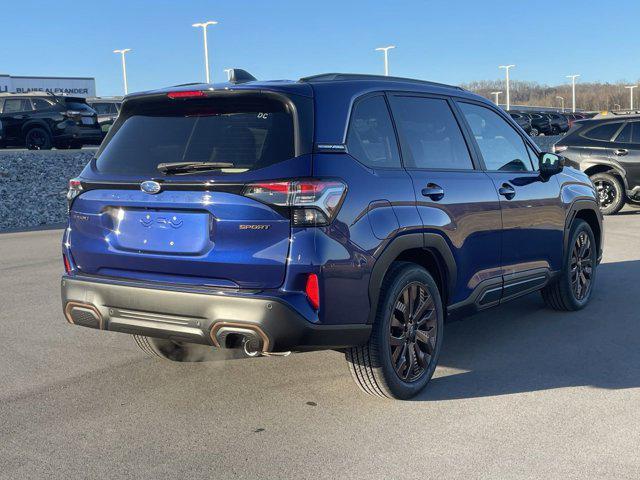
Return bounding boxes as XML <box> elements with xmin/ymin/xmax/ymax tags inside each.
<box><xmin>305</xmin><ymin>274</ymin><xmax>320</xmax><ymax>310</ymax></box>
<box><xmin>167</xmin><ymin>90</ymin><xmax>205</xmax><ymax>99</ymax></box>
<box><xmin>63</xmin><ymin>254</ymin><xmax>72</xmax><ymax>274</ymax></box>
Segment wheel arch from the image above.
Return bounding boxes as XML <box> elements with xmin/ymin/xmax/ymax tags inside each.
<box><xmin>583</xmin><ymin>162</ymin><xmax>628</xmax><ymax>190</ymax></box>
<box><xmin>21</xmin><ymin>120</ymin><xmax>52</xmax><ymax>136</ymax></box>
<box><xmin>368</xmin><ymin>233</ymin><xmax>456</xmax><ymax>324</ymax></box>
<box><xmin>565</xmin><ymin>200</ymin><xmax>603</xmax><ymax>263</ymax></box>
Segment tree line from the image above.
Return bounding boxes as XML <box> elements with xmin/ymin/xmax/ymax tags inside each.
<box><xmin>461</xmin><ymin>79</ymin><xmax>640</xmax><ymax>111</ymax></box>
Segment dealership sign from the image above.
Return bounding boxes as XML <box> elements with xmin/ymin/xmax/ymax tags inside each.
<box><xmin>0</xmin><ymin>74</ymin><xmax>96</xmax><ymax>97</ymax></box>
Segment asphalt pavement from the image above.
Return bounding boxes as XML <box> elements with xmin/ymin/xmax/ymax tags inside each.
<box><xmin>1</xmin><ymin>209</ymin><xmax>640</xmax><ymax>479</ymax></box>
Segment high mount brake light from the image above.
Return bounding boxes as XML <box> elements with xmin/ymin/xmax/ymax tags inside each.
<box><xmin>243</xmin><ymin>180</ymin><xmax>347</xmax><ymax>227</ymax></box>
<box><xmin>167</xmin><ymin>90</ymin><xmax>205</xmax><ymax>99</ymax></box>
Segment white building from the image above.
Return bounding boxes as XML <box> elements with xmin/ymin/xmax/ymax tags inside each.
<box><xmin>0</xmin><ymin>74</ymin><xmax>96</xmax><ymax>97</ymax></box>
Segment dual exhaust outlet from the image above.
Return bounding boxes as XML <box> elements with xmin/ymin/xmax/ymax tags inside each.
<box><xmin>64</xmin><ymin>301</ymin><xmax>289</xmax><ymax>357</ymax></box>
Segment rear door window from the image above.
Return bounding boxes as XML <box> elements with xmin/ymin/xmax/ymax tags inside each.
<box><xmin>583</xmin><ymin>122</ymin><xmax>623</xmax><ymax>141</ymax></box>
<box><xmin>389</xmin><ymin>96</ymin><xmax>474</xmax><ymax>170</ymax></box>
<box><xmin>458</xmin><ymin>102</ymin><xmax>534</xmax><ymax>172</ymax></box>
<box><xmin>346</xmin><ymin>95</ymin><xmax>400</xmax><ymax>168</ymax></box>
<box><xmin>614</xmin><ymin>123</ymin><xmax>632</xmax><ymax>143</ymax></box>
<box><xmin>32</xmin><ymin>98</ymin><xmax>54</xmax><ymax>111</ymax></box>
<box><xmin>2</xmin><ymin>98</ymin><xmax>32</xmax><ymax>113</ymax></box>
<box><xmin>96</xmin><ymin>95</ymin><xmax>296</xmax><ymax>175</ymax></box>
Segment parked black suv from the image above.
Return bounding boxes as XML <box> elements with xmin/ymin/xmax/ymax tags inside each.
<box><xmin>515</xmin><ymin>112</ymin><xmax>553</xmax><ymax>136</ymax></box>
<box><xmin>508</xmin><ymin>112</ymin><xmax>533</xmax><ymax>135</ymax></box>
<box><xmin>544</xmin><ymin>112</ymin><xmax>570</xmax><ymax>134</ymax></box>
<box><xmin>0</xmin><ymin>93</ymin><xmax>102</xmax><ymax>149</ymax></box>
<box><xmin>554</xmin><ymin>115</ymin><xmax>640</xmax><ymax>214</ymax></box>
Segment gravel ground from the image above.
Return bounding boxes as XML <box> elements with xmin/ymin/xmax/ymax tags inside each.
<box><xmin>0</xmin><ymin>149</ymin><xmax>94</xmax><ymax>231</ymax></box>
<box><xmin>0</xmin><ymin>137</ymin><xmax>563</xmax><ymax>231</ymax></box>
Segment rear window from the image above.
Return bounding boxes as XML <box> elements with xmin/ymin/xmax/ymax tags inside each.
<box><xmin>583</xmin><ymin>122</ymin><xmax>622</xmax><ymax>141</ymax></box>
<box><xmin>95</xmin><ymin>95</ymin><xmax>295</xmax><ymax>175</ymax></box>
<box><xmin>63</xmin><ymin>100</ymin><xmax>94</xmax><ymax>112</ymax></box>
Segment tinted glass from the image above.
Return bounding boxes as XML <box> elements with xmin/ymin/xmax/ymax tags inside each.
<box><xmin>2</xmin><ymin>98</ymin><xmax>31</xmax><ymax>113</ymax></box>
<box><xmin>615</xmin><ymin>123</ymin><xmax>632</xmax><ymax>143</ymax></box>
<box><xmin>92</xmin><ymin>103</ymin><xmax>112</xmax><ymax>114</ymax></box>
<box><xmin>347</xmin><ymin>96</ymin><xmax>400</xmax><ymax>168</ymax></box>
<box><xmin>96</xmin><ymin>95</ymin><xmax>295</xmax><ymax>175</ymax></box>
<box><xmin>390</xmin><ymin>96</ymin><xmax>473</xmax><ymax>170</ymax></box>
<box><xmin>32</xmin><ymin>98</ymin><xmax>53</xmax><ymax>110</ymax></box>
<box><xmin>459</xmin><ymin>102</ymin><xmax>533</xmax><ymax>172</ymax></box>
<box><xmin>584</xmin><ymin>122</ymin><xmax>622</xmax><ymax>141</ymax></box>
<box><xmin>631</xmin><ymin>122</ymin><xmax>640</xmax><ymax>144</ymax></box>
<box><xmin>526</xmin><ymin>144</ymin><xmax>540</xmax><ymax>170</ymax></box>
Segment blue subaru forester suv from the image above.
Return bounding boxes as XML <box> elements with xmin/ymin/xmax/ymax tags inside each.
<box><xmin>61</xmin><ymin>71</ymin><xmax>603</xmax><ymax>399</ymax></box>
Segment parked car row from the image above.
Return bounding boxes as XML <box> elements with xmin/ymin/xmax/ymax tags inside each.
<box><xmin>508</xmin><ymin>110</ymin><xmax>593</xmax><ymax>136</ymax></box>
<box><xmin>0</xmin><ymin>92</ymin><xmax>121</xmax><ymax>150</ymax></box>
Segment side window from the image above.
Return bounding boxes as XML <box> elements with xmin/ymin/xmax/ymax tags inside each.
<box><xmin>631</xmin><ymin>122</ymin><xmax>640</xmax><ymax>144</ymax></box>
<box><xmin>526</xmin><ymin>144</ymin><xmax>540</xmax><ymax>170</ymax></box>
<box><xmin>389</xmin><ymin>96</ymin><xmax>474</xmax><ymax>170</ymax></box>
<box><xmin>614</xmin><ymin>123</ymin><xmax>632</xmax><ymax>143</ymax></box>
<box><xmin>346</xmin><ymin>95</ymin><xmax>400</xmax><ymax>168</ymax></box>
<box><xmin>458</xmin><ymin>102</ymin><xmax>534</xmax><ymax>172</ymax></box>
<box><xmin>583</xmin><ymin>122</ymin><xmax>622</xmax><ymax>141</ymax></box>
<box><xmin>32</xmin><ymin>98</ymin><xmax>53</xmax><ymax>111</ymax></box>
<box><xmin>3</xmin><ymin>98</ymin><xmax>32</xmax><ymax>113</ymax></box>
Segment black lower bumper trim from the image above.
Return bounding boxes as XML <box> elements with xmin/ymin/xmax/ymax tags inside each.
<box><xmin>61</xmin><ymin>275</ymin><xmax>371</xmax><ymax>352</ymax></box>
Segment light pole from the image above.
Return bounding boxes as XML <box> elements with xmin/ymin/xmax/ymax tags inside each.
<box><xmin>375</xmin><ymin>45</ymin><xmax>395</xmax><ymax>76</ymax></box>
<box><xmin>113</xmin><ymin>49</ymin><xmax>131</xmax><ymax>95</ymax></box>
<box><xmin>556</xmin><ymin>96</ymin><xmax>565</xmax><ymax>112</ymax></box>
<box><xmin>491</xmin><ymin>91</ymin><xmax>502</xmax><ymax>106</ymax></box>
<box><xmin>625</xmin><ymin>85</ymin><xmax>638</xmax><ymax>110</ymax></box>
<box><xmin>223</xmin><ymin>68</ymin><xmax>232</xmax><ymax>81</ymax></box>
<box><xmin>566</xmin><ymin>74</ymin><xmax>580</xmax><ymax>112</ymax></box>
<box><xmin>498</xmin><ymin>65</ymin><xmax>515</xmax><ymax>110</ymax></box>
<box><xmin>192</xmin><ymin>20</ymin><xmax>218</xmax><ymax>83</ymax></box>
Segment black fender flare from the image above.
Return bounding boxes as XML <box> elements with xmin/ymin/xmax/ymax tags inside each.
<box><xmin>564</xmin><ymin>198</ymin><xmax>603</xmax><ymax>261</ymax></box>
<box><xmin>367</xmin><ymin>232</ymin><xmax>457</xmax><ymax>323</ymax></box>
<box><xmin>582</xmin><ymin>159</ymin><xmax>628</xmax><ymax>190</ymax></box>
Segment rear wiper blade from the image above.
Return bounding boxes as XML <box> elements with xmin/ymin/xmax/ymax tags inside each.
<box><xmin>157</xmin><ymin>161</ymin><xmax>235</xmax><ymax>174</ymax></box>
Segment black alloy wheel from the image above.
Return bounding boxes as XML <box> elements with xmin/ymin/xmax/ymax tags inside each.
<box><xmin>570</xmin><ymin>231</ymin><xmax>593</xmax><ymax>301</ymax></box>
<box><xmin>389</xmin><ymin>282</ymin><xmax>437</xmax><ymax>382</ymax></box>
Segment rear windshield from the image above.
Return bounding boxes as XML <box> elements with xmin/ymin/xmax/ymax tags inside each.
<box><xmin>95</xmin><ymin>95</ymin><xmax>295</xmax><ymax>175</ymax></box>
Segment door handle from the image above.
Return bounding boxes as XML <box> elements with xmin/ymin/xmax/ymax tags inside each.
<box><xmin>498</xmin><ymin>183</ymin><xmax>516</xmax><ymax>200</ymax></box>
<box><xmin>421</xmin><ymin>183</ymin><xmax>445</xmax><ymax>201</ymax></box>
<box><xmin>614</xmin><ymin>149</ymin><xmax>628</xmax><ymax>156</ymax></box>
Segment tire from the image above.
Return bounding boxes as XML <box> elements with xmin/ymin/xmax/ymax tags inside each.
<box><xmin>590</xmin><ymin>172</ymin><xmax>625</xmax><ymax>215</ymax></box>
<box><xmin>24</xmin><ymin>127</ymin><xmax>52</xmax><ymax>150</ymax></box>
<box><xmin>133</xmin><ymin>335</ymin><xmax>219</xmax><ymax>362</ymax></box>
<box><xmin>345</xmin><ymin>262</ymin><xmax>444</xmax><ymax>399</ymax></box>
<box><xmin>541</xmin><ymin>219</ymin><xmax>597</xmax><ymax>311</ymax></box>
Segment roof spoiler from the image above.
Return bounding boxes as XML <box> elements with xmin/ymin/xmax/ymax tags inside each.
<box><xmin>227</xmin><ymin>69</ymin><xmax>257</xmax><ymax>84</ymax></box>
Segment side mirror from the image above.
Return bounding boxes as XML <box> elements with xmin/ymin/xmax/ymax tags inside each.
<box><xmin>539</xmin><ymin>152</ymin><xmax>564</xmax><ymax>178</ymax></box>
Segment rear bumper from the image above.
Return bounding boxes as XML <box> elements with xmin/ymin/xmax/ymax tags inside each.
<box><xmin>60</xmin><ymin>275</ymin><xmax>371</xmax><ymax>352</ymax></box>
<box><xmin>56</xmin><ymin>126</ymin><xmax>103</xmax><ymax>145</ymax></box>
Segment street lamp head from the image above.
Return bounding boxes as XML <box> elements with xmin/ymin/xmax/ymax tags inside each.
<box><xmin>566</xmin><ymin>74</ymin><xmax>580</xmax><ymax>80</ymax></box>
<box><xmin>375</xmin><ymin>45</ymin><xmax>396</xmax><ymax>52</ymax></box>
<box><xmin>491</xmin><ymin>91</ymin><xmax>502</xmax><ymax>95</ymax></box>
<box><xmin>192</xmin><ymin>20</ymin><xmax>218</xmax><ymax>28</ymax></box>
<box><xmin>113</xmin><ymin>49</ymin><xmax>131</xmax><ymax>54</ymax></box>
<box><xmin>625</xmin><ymin>85</ymin><xmax>638</xmax><ymax>89</ymax></box>
<box><xmin>498</xmin><ymin>64</ymin><xmax>515</xmax><ymax>70</ymax></box>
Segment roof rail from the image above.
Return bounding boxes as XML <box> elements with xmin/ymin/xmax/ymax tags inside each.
<box><xmin>299</xmin><ymin>73</ymin><xmax>463</xmax><ymax>90</ymax></box>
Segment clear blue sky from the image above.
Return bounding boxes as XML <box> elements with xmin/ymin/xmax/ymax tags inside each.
<box><xmin>2</xmin><ymin>0</ymin><xmax>639</xmax><ymax>96</ymax></box>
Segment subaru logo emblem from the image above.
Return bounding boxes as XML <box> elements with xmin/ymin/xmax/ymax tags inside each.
<box><xmin>140</xmin><ymin>181</ymin><xmax>161</xmax><ymax>195</ymax></box>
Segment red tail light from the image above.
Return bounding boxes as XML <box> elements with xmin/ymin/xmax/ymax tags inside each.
<box><xmin>167</xmin><ymin>90</ymin><xmax>205</xmax><ymax>99</ymax></box>
<box><xmin>305</xmin><ymin>274</ymin><xmax>320</xmax><ymax>310</ymax></box>
<box><xmin>243</xmin><ymin>179</ymin><xmax>347</xmax><ymax>226</ymax></box>
<box><xmin>63</xmin><ymin>254</ymin><xmax>72</xmax><ymax>274</ymax></box>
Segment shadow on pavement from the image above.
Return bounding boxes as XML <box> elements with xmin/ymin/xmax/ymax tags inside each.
<box><xmin>419</xmin><ymin>259</ymin><xmax>640</xmax><ymax>401</ymax></box>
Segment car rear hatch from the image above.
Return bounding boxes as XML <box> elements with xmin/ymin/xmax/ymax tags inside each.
<box><xmin>61</xmin><ymin>97</ymin><xmax>99</xmax><ymax>128</ymax></box>
<box><xmin>67</xmin><ymin>87</ymin><xmax>313</xmax><ymax>290</ymax></box>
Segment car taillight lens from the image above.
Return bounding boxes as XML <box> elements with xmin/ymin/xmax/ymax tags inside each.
<box><xmin>67</xmin><ymin>178</ymin><xmax>83</xmax><ymax>210</ymax></box>
<box><xmin>63</xmin><ymin>254</ymin><xmax>72</xmax><ymax>274</ymax></box>
<box><xmin>243</xmin><ymin>180</ymin><xmax>347</xmax><ymax>227</ymax></box>
<box><xmin>305</xmin><ymin>273</ymin><xmax>320</xmax><ymax>310</ymax></box>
